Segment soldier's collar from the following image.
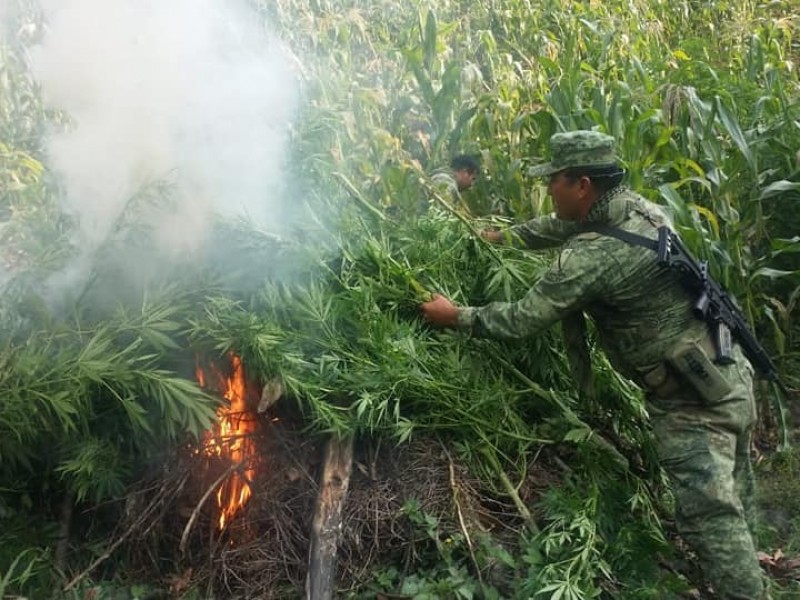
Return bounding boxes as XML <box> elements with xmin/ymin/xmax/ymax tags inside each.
<box><xmin>583</xmin><ymin>185</ymin><xmax>629</xmax><ymax>224</ymax></box>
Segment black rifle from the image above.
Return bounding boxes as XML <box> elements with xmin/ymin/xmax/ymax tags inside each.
<box><xmin>584</xmin><ymin>223</ymin><xmax>789</xmax><ymax>394</ymax></box>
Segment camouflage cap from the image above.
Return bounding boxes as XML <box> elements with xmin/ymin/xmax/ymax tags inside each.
<box><xmin>527</xmin><ymin>131</ymin><xmax>617</xmax><ymax>177</ymax></box>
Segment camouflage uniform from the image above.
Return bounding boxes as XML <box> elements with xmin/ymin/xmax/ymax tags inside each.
<box><xmin>456</xmin><ymin>131</ymin><xmax>766</xmax><ymax>599</ymax></box>
<box><xmin>430</xmin><ymin>169</ymin><xmax>467</xmax><ymax>211</ymax></box>
<box><xmin>431</xmin><ymin>170</ymin><xmax>459</xmax><ymax>197</ymax></box>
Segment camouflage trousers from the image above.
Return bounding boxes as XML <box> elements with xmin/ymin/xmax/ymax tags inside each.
<box><xmin>648</xmin><ymin>345</ymin><xmax>767</xmax><ymax>599</ymax></box>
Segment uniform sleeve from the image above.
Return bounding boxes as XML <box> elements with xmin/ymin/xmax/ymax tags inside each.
<box><xmin>431</xmin><ymin>172</ymin><xmax>457</xmax><ymax>195</ymax></box>
<box><xmin>457</xmin><ymin>239</ymin><xmax>612</xmax><ymax>339</ymax></box>
<box><xmin>509</xmin><ymin>213</ymin><xmax>579</xmax><ymax>249</ymax></box>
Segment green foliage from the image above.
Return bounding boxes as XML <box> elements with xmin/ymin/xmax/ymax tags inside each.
<box><xmin>349</xmin><ymin>479</ymin><xmax>680</xmax><ymax>599</ymax></box>
<box><xmin>349</xmin><ymin>499</ymin><xmax>505</xmax><ymax>600</ymax></box>
<box><xmin>0</xmin><ymin>549</ymin><xmax>45</xmax><ymax>598</ymax></box>
<box><xmin>0</xmin><ymin>285</ymin><xmax>219</xmax><ymax>476</ymax></box>
<box><xmin>1</xmin><ymin>0</ymin><xmax>799</xmax><ymax>596</ymax></box>
<box><xmin>519</xmin><ymin>480</ymin><xmax>686</xmax><ymax>600</ymax></box>
<box><xmin>756</xmin><ymin>448</ymin><xmax>800</xmax><ymax>553</ymax></box>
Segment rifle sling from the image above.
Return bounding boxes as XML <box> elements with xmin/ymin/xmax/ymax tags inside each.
<box><xmin>579</xmin><ymin>223</ymin><xmax>659</xmax><ymax>251</ymax></box>
<box><xmin>579</xmin><ymin>223</ymin><xmax>791</xmax><ymax>391</ymax></box>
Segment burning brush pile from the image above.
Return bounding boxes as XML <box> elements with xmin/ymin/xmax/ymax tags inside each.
<box><xmin>98</xmin><ymin>212</ymin><xmax>665</xmax><ymax>598</ymax></box>
<box><xmin>120</xmin><ymin>349</ymin><xmax>561</xmax><ymax>599</ymax></box>
<box><xmin>0</xmin><ymin>206</ymin><xmax>674</xmax><ymax>598</ymax></box>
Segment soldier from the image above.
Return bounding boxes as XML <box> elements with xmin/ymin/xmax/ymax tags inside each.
<box><xmin>420</xmin><ymin>131</ymin><xmax>767</xmax><ymax>599</ymax></box>
<box><xmin>427</xmin><ymin>154</ymin><xmax>479</xmax><ymax>211</ymax></box>
<box><xmin>432</xmin><ymin>154</ymin><xmax>480</xmax><ymax>195</ymax></box>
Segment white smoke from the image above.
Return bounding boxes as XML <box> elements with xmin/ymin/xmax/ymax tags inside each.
<box><xmin>29</xmin><ymin>0</ymin><xmax>299</xmax><ymax>263</ymax></box>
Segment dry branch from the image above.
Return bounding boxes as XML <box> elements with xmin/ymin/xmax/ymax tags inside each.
<box><xmin>64</xmin><ymin>473</ymin><xmax>189</xmax><ymax>592</ymax></box>
<box><xmin>179</xmin><ymin>462</ymin><xmax>239</xmax><ymax>554</ymax></box>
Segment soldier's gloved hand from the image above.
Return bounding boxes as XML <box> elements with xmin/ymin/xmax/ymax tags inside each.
<box><xmin>420</xmin><ymin>294</ymin><xmax>460</xmax><ymax>328</ymax></box>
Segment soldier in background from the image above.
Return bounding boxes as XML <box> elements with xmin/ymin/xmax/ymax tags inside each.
<box><xmin>420</xmin><ymin>131</ymin><xmax>768</xmax><ymax>599</ymax></box>
<box><xmin>427</xmin><ymin>154</ymin><xmax>480</xmax><ymax>212</ymax></box>
<box><xmin>433</xmin><ymin>154</ymin><xmax>480</xmax><ymax>193</ymax></box>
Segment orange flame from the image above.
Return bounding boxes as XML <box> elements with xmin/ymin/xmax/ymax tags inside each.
<box><xmin>196</xmin><ymin>353</ymin><xmax>258</xmax><ymax>530</ymax></box>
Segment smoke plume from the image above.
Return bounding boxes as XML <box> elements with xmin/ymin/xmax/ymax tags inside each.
<box><xmin>28</xmin><ymin>0</ymin><xmax>299</xmax><ymax>270</ymax></box>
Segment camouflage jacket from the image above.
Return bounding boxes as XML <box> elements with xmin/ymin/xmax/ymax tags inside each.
<box><xmin>431</xmin><ymin>170</ymin><xmax>458</xmax><ymax>195</ymax></box>
<box><xmin>430</xmin><ymin>170</ymin><xmax>463</xmax><ymax>203</ymax></box>
<box><xmin>422</xmin><ymin>170</ymin><xmax>463</xmax><ymax>214</ymax></box>
<box><xmin>508</xmin><ymin>212</ymin><xmax>580</xmax><ymax>249</ymax></box>
<box><xmin>457</xmin><ymin>185</ymin><xmax>709</xmax><ymax>386</ymax></box>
